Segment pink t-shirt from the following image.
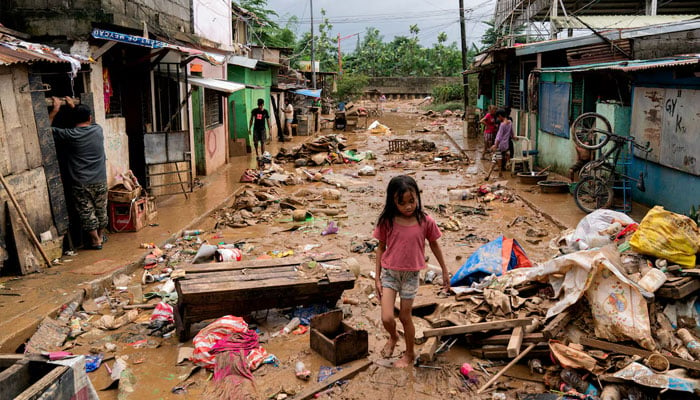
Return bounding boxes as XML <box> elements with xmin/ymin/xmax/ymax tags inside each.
<box><xmin>373</xmin><ymin>214</ymin><xmax>442</xmax><ymax>272</ymax></box>
<box><xmin>483</xmin><ymin>113</ymin><xmax>497</xmax><ymax>134</ymax></box>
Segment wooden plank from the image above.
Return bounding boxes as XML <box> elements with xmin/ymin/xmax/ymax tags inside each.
<box><xmin>0</xmin><ymin>82</ymin><xmax>10</xmax><ymax>176</ymax></box>
<box><xmin>417</xmin><ymin>337</ymin><xmax>440</xmax><ymax>364</ymax></box>
<box><xmin>179</xmin><ymin>271</ymin><xmax>355</xmax><ymax>295</ymax></box>
<box><xmin>184</xmin><ymin>265</ymin><xmax>297</xmax><ymax>281</ymax></box>
<box><xmin>477</xmin><ymin>343</ymin><xmax>539</xmax><ymax>394</ymax></box>
<box><xmin>8</xmin><ymin>206</ymin><xmax>43</xmax><ymax>274</ymax></box>
<box><xmin>294</xmin><ymin>358</ymin><xmax>372</xmax><ymax>400</ymax></box>
<box><xmin>28</xmin><ymin>73</ymin><xmax>68</xmax><ymax>235</ymax></box>
<box><xmin>469</xmin><ymin>332</ymin><xmax>544</xmax><ymax>346</ymax></box>
<box><xmin>423</xmin><ymin>318</ymin><xmax>533</xmax><ymax>338</ymax></box>
<box><xmin>657</xmin><ymin>277</ymin><xmax>700</xmax><ymax>299</ymax></box>
<box><xmin>12</xmin><ymin>67</ymin><xmax>41</xmax><ymax>169</ymax></box>
<box><xmin>183</xmin><ymin>270</ymin><xmax>300</xmax><ymax>284</ymax></box>
<box><xmin>579</xmin><ymin>337</ymin><xmax>700</xmax><ymax>372</ymax></box>
<box><xmin>507</xmin><ymin>324</ymin><xmax>525</xmax><ymax>358</ymax></box>
<box><xmin>471</xmin><ymin>345</ymin><xmax>549</xmax><ymax>360</ymax></box>
<box><xmin>0</xmin><ymin>72</ymin><xmax>28</xmax><ymax>172</ymax></box>
<box><xmin>542</xmin><ymin>311</ymin><xmax>572</xmax><ymax>340</ymax></box>
<box><xmin>181</xmin><ymin>254</ymin><xmax>342</xmax><ymax>273</ymax></box>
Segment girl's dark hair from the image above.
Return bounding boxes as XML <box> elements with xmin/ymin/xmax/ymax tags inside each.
<box><xmin>377</xmin><ymin>175</ymin><xmax>425</xmax><ymax>230</ymax></box>
<box><xmin>495</xmin><ymin>108</ymin><xmax>507</xmax><ymax>118</ymax></box>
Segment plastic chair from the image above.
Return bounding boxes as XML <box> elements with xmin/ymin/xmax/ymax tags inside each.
<box><xmin>510</xmin><ymin>136</ymin><xmax>533</xmax><ymax>174</ymax></box>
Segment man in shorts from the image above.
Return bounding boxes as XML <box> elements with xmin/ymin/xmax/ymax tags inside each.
<box><xmin>50</xmin><ymin>97</ymin><xmax>107</xmax><ymax>250</ymax></box>
<box><xmin>249</xmin><ymin>98</ymin><xmax>271</xmax><ymax>156</ymax></box>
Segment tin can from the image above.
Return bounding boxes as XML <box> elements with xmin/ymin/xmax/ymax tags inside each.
<box><xmin>424</xmin><ymin>270</ymin><xmax>437</xmax><ymax>283</ymax></box>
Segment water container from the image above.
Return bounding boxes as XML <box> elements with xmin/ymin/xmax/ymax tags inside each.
<box><xmin>637</xmin><ymin>268</ymin><xmax>666</xmax><ymax>293</ymax></box>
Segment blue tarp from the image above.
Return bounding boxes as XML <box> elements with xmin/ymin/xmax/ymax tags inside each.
<box><xmin>294</xmin><ymin>89</ymin><xmax>322</xmax><ymax>98</ymax></box>
<box><xmin>450</xmin><ymin>235</ymin><xmax>532</xmax><ymax>287</ymax></box>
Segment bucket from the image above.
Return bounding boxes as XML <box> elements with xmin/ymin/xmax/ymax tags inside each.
<box><xmin>216</xmin><ymin>248</ymin><xmax>242</xmax><ymax>262</ymax></box>
<box><xmin>637</xmin><ymin>268</ymin><xmax>666</xmax><ymax>293</ymax></box>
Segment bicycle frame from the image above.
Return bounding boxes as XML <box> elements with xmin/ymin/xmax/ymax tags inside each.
<box><xmin>583</xmin><ymin>135</ymin><xmax>650</xmax><ymax>185</ymax></box>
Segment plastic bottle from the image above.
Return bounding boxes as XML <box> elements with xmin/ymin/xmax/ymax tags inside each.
<box><xmin>560</xmin><ymin>368</ymin><xmax>598</xmax><ymax>396</ymax></box>
<box><xmin>183</xmin><ymin>230</ymin><xmax>203</xmax><ymax>236</ymax></box>
<box><xmin>295</xmin><ymin>361</ymin><xmax>311</xmax><ymax>380</ymax></box>
<box><xmin>69</xmin><ymin>317</ymin><xmax>82</xmax><ymax>337</ymax></box>
<box><xmin>677</xmin><ymin>328</ymin><xmax>700</xmax><ymax>359</ymax></box>
<box><xmin>282</xmin><ymin>317</ymin><xmax>301</xmax><ymax>335</ymax></box>
<box><xmin>637</xmin><ymin>268</ymin><xmax>667</xmax><ymax>293</ymax></box>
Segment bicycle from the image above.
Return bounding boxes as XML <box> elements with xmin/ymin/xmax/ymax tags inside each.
<box><xmin>570</xmin><ymin>112</ymin><xmax>652</xmax><ymax>213</ymax></box>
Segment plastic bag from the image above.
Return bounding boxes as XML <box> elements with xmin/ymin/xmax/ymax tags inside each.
<box><xmin>630</xmin><ymin>206</ymin><xmax>700</xmax><ymax>267</ymax></box>
<box><xmin>572</xmin><ymin>209</ymin><xmax>635</xmax><ymax>250</ymax></box>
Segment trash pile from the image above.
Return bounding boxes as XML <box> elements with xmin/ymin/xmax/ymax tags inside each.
<box><xmin>276</xmin><ymin>134</ymin><xmax>376</xmax><ymax>167</ymax></box>
<box><xmin>420</xmin><ymin>206</ymin><xmax>700</xmax><ymax>397</ymax></box>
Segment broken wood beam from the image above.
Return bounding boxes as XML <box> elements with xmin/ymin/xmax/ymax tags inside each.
<box><xmin>579</xmin><ymin>337</ymin><xmax>700</xmax><ymax>372</ymax></box>
<box><xmin>507</xmin><ymin>325</ymin><xmax>525</xmax><ymax>358</ymax></box>
<box><xmin>469</xmin><ymin>332</ymin><xmax>544</xmax><ymax>346</ymax></box>
<box><xmin>181</xmin><ymin>254</ymin><xmax>341</xmax><ymax>273</ymax></box>
<box><xmin>542</xmin><ymin>311</ymin><xmax>572</xmax><ymax>340</ymax></box>
<box><xmin>417</xmin><ymin>337</ymin><xmax>440</xmax><ymax>364</ymax></box>
<box><xmin>470</xmin><ymin>344</ymin><xmax>549</xmax><ymax>359</ymax></box>
<box><xmin>423</xmin><ymin>318</ymin><xmax>533</xmax><ymax>338</ymax></box>
<box><xmin>294</xmin><ymin>358</ymin><xmax>372</xmax><ymax>400</ymax></box>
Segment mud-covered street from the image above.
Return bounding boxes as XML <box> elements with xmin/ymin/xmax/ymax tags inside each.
<box><xmin>54</xmin><ymin>101</ymin><xmax>567</xmax><ymax>399</ymax></box>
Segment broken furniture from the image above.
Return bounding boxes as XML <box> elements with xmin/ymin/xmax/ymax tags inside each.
<box><xmin>310</xmin><ymin>309</ymin><xmax>368</xmax><ymax>365</ymax></box>
<box><xmin>0</xmin><ymin>355</ymin><xmax>72</xmax><ymax>399</ymax></box>
<box><xmin>175</xmin><ymin>256</ymin><xmax>356</xmax><ymax>340</ymax></box>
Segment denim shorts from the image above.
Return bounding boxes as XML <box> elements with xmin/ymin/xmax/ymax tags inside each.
<box><xmin>381</xmin><ymin>268</ymin><xmax>420</xmax><ymax>299</ymax></box>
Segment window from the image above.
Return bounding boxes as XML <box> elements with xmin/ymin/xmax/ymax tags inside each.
<box><xmin>539</xmin><ymin>81</ymin><xmax>571</xmax><ymax>138</ymax></box>
<box><xmin>204</xmin><ymin>89</ymin><xmax>222</xmax><ymax>128</ymax></box>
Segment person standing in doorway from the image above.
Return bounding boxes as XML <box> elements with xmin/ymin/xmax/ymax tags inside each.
<box><xmin>283</xmin><ymin>98</ymin><xmax>294</xmax><ymax>140</ymax></box>
<box><xmin>50</xmin><ymin>97</ymin><xmax>108</xmax><ymax>250</ymax></box>
<box><xmin>479</xmin><ymin>105</ymin><xmax>497</xmax><ymax>157</ymax></box>
<box><xmin>249</xmin><ymin>98</ymin><xmax>271</xmax><ymax>157</ymax></box>
<box><xmin>491</xmin><ymin>108</ymin><xmax>513</xmax><ymax>178</ymax></box>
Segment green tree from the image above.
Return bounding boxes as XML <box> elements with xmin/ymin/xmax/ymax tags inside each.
<box><xmin>291</xmin><ymin>9</ymin><xmax>337</xmax><ymax>71</ymax></box>
<box><xmin>334</xmin><ymin>73</ymin><xmax>369</xmax><ymax>102</ymax></box>
<box><xmin>480</xmin><ymin>19</ymin><xmax>526</xmax><ymax>49</ymax></box>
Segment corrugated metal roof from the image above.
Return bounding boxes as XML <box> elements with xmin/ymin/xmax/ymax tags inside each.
<box><xmin>537</xmin><ymin>55</ymin><xmax>700</xmax><ymax>73</ymax></box>
<box><xmin>0</xmin><ymin>34</ymin><xmax>88</xmax><ymax>66</ymax></box>
<box><xmin>551</xmin><ymin>15</ymin><xmax>700</xmax><ymax>30</ymax></box>
<box><xmin>516</xmin><ymin>19</ymin><xmax>700</xmax><ymax>56</ymax></box>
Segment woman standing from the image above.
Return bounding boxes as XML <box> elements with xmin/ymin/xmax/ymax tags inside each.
<box><xmin>479</xmin><ymin>105</ymin><xmax>497</xmax><ymax>154</ymax></box>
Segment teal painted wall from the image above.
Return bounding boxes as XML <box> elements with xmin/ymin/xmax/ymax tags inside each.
<box><xmin>227</xmin><ymin>66</ymin><xmax>272</xmax><ymax>147</ymax></box>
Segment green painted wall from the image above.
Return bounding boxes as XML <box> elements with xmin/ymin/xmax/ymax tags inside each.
<box><xmin>227</xmin><ymin>66</ymin><xmax>272</xmax><ymax>147</ymax></box>
<box><xmin>536</xmin><ymin>72</ymin><xmax>576</xmax><ymax>174</ymax></box>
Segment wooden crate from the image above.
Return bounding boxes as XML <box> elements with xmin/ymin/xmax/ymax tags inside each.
<box><xmin>0</xmin><ymin>355</ymin><xmax>72</xmax><ymax>400</ymax></box>
<box><xmin>175</xmin><ymin>256</ymin><xmax>355</xmax><ymax>340</ymax></box>
<box><xmin>310</xmin><ymin>310</ymin><xmax>368</xmax><ymax>365</ymax></box>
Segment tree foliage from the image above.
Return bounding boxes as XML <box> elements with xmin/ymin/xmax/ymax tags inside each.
<box><xmin>334</xmin><ymin>73</ymin><xmax>369</xmax><ymax>102</ymax></box>
<box><xmin>480</xmin><ymin>19</ymin><xmax>527</xmax><ymax>49</ymax></box>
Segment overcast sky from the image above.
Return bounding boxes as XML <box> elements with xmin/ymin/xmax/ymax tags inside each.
<box><xmin>265</xmin><ymin>0</ymin><xmax>496</xmax><ymax>50</ymax></box>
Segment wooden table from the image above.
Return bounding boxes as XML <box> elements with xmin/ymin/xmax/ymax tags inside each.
<box><xmin>175</xmin><ymin>256</ymin><xmax>356</xmax><ymax>340</ymax></box>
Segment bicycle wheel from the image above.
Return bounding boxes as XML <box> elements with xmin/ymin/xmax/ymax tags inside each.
<box><xmin>573</xmin><ymin>175</ymin><xmax>613</xmax><ymax>213</ymax></box>
<box><xmin>571</xmin><ymin>112</ymin><xmax>612</xmax><ymax>150</ymax></box>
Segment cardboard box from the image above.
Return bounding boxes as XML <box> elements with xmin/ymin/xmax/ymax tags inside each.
<box><xmin>310</xmin><ymin>310</ymin><xmax>368</xmax><ymax>365</ymax></box>
<box><xmin>146</xmin><ymin>196</ymin><xmax>157</xmax><ymax>221</ymax></box>
<box><xmin>108</xmin><ymin>185</ymin><xmax>141</xmax><ymax>203</ymax></box>
<box><xmin>109</xmin><ymin>198</ymin><xmax>147</xmax><ymax>232</ymax></box>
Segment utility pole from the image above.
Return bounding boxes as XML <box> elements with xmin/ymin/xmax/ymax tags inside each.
<box><xmin>310</xmin><ymin>0</ymin><xmax>316</xmax><ymax>89</ymax></box>
<box><xmin>459</xmin><ymin>0</ymin><xmax>469</xmax><ymax>113</ymax></box>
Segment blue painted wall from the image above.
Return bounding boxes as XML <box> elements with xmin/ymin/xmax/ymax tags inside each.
<box><xmin>630</xmin><ymin>70</ymin><xmax>700</xmax><ymax>215</ymax></box>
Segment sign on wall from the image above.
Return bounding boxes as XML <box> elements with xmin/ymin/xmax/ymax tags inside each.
<box><xmin>630</xmin><ymin>87</ymin><xmax>699</xmax><ymax>176</ymax></box>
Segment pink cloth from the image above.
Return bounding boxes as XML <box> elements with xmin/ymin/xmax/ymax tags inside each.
<box><xmin>373</xmin><ymin>214</ymin><xmax>441</xmax><ymax>272</ymax></box>
<box><xmin>483</xmin><ymin>113</ymin><xmax>497</xmax><ymax>134</ymax></box>
<box><xmin>494</xmin><ymin>120</ymin><xmax>513</xmax><ymax>152</ymax></box>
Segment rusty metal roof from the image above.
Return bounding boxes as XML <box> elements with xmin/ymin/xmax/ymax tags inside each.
<box><xmin>537</xmin><ymin>54</ymin><xmax>700</xmax><ymax>73</ymax></box>
<box><xmin>0</xmin><ymin>34</ymin><xmax>88</xmax><ymax>66</ymax></box>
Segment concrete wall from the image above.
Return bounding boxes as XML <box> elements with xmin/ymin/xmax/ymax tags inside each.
<box><xmin>198</xmin><ymin>61</ymin><xmax>228</xmax><ymax>175</ymax></box>
<box><xmin>634</xmin><ymin>29</ymin><xmax>700</xmax><ymax>59</ymax></box>
<box><xmin>2</xmin><ymin>0</ymin><xmax>192</xmax><ymax>39</ymax></box>
<box><xmin>228</xmin><ymin>66</ymin><xmax>272</xmax><ymax>152</ymax></box>
<box><xmin>193</xmin><ymin>0</ymin><xmax>232</xmax><ymax>50</ymax></box>
<box><xmin>366</xmin><ymin>77</ymin><xmax>461</xmax><ymax>98</ymax></box>
<box><xmin>84</xmin><ymin>53</ymin><xmax>130</xmax><ymax>188</ymax></box>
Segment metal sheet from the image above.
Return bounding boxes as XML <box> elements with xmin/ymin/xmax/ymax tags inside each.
<box><xmin>144</xmin><ymin>131</ymin><xmax>190</xmax><ymax>164</ymax></box>
<box><xmin>187</xmin><ymin>75</ymin><xmax>245</xmax><ymax>94</ymax></box>
<box><xmin>631</xmin><ymin>87</ymin><xmax>699</xmax><ymax>176</ymax></box>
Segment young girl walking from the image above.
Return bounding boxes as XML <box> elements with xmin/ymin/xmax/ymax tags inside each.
<box><xmin>373</xmin><ymin>175</ymin><xmax>450</xmax><ymax>368</ymax></box>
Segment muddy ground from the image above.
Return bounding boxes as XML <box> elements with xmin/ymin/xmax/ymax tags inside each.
<box><xmin>70</xmin><ymin>101</ymin><xmax>562</xmax><ymax>399</ymax></box>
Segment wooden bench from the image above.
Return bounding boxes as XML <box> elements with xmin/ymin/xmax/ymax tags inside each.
<box><xmin>174</xmin><ymin>256</ymin><xmax>356</xmax><ymax>341</ymax></box>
